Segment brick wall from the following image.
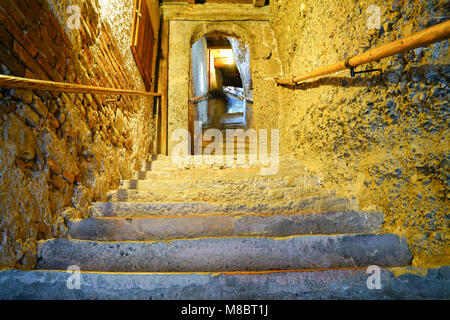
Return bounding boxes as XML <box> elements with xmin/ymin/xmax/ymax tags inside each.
<box><xmin>0</xmin><ymin>0</ymin><xmax>154</xmax><ymax>269</ymax></box>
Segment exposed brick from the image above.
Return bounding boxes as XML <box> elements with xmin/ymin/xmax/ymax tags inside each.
<box><xmin>0</xmin><ymin>7</ymin><xmax>37</xmax><ymax>57</ymax></box>
<box><xmin>45</xmin><ymin>19</ymin><xmax>57</xmax><ymax>40</ymax></box>
<box><xmin>0</xmin><ymin>25</ymin><xmax>12</xmax><ymax>48</ymax></box>
<box><xmin>13</xmin><ymin>40</ymin><xmax>49</xmax><ymax>80</ymax></box>
<box><xmin>54</xmin><ymin>34</ymin><xmax>71</xmax><ymax>59</ymax></box>
<box><xmin>36</xmin><ymin>52</ymin><xmax>55</xmax><ymax>79</ymax></box>
<box><xmin>23</xmin><ymin>0</ymin><xmax>56</xmax><ymax>39</ymax></box>
<box><xmin>24</xmin><ymin>68</ymin><xmax>37</xmax><ymax>79</ymax></box>
<box><xmin>1</xmin><ymin>0</ymin><xmax>28</xmax><ymax>29</ymax></box>
<box><xmin>27</xmin><ymin>26</ymin><xmax>57</xmax><ymax>67</ymax></box>
<box><xmin>55</xmin><ymin>57</ymin><xmax>67</xmax><ymax>80</ymax></box>
<box><xmin>39</xmin><ymin>26</ymin><xmax>58</xmax><ymax>64</ymax></box>
<box><xmin>52</xmin><ymin>38</ymin><xmax>67</xmax><ymax>70</ymax></box>
<box><xmin>51</xmin><ymin>69</ymin><xmax>64</xmax><ymax>83</ymax></box>
<box><xmin>46</xmin><ymin>10</ymin><xmax>70</xmax><ymax>48</ymax></box>
<box><xmin>33</xmin><ymin>0</ymin><xmax>48</xmax><ymax>10</ymax></box>
<box><xmin>0</xmin><ymin>42</ymin><xmax>25</xmax><ymax>76</ymax></box>
<box><xmin>12</xmin><ymin>0</ymin><xmax>40</xmax><ymax>32</ymax></box>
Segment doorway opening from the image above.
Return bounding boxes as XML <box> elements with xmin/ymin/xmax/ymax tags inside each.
<box><xmin>190</xmin><ymin>35</ymin><xmax>253</xmax><ymax>154</ymax></box>
<box><xmin>190</xmin><ymin>35</ymin><xmax>252</xmax><ymax>129</ymax></box>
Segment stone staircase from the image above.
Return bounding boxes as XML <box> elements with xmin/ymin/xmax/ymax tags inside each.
<box><xmin>0</xmin><ymin>155</ymin><xmax>449</xmax><ymax>299</ymax></box>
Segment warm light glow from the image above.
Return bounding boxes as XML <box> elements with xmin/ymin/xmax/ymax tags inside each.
<box><xmin>210</xmin><ymin>49</ymin><xmax>235</xmax><ymax>66</ymax></box>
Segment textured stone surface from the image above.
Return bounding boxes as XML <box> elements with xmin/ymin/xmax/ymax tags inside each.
<box><xmin>119</xmin><ymin>175</ymin><xmax>322</xmax><ymax>192</ymax></box>
<box><xmin>268</xmin><ymin>0</ymin><xmax>449</xmax><ymax>266</ymax></box>
<box><xmin>140</xmin><ymin>161</ymin><xmax>317</xmax><ymax>180</ymax></box>
<box><xmin>107</xmin><ymin>186</ymin><xmax>333</xmax><ymax>203</ymax></box>
<box><xmin>2</xmin><ymin>266</ymin><xmax>448</xmax><ymax>300</ymax></box>
<box><xmin>69</xmin><ymin>210</ymin><xmax>384</xmax><ymax>241</ymax></box>
<box><xmin>36</xmin><ymin>234</ymin><xmax>411</xmax><ymax>272</ymax></box>
<box><xmin>0</xmin><ymin>0</ymin><xmax>154</xmax><ymax>269</ymax></box>
<box><xmin>1</xmin><ymin>0</ymin><xmax>447</xmax><ymax>278</ymax></box>
<box><xmin>92</xmin><ymin>196</ymin><xmax>357</xmax><ymax>217</ymax></box>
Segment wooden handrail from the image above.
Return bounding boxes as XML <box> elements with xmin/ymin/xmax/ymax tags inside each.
<box><xmin>276</xmin><ymin>20</ymin><xmax>450</xmax><ymax>85</ymax></box>
<box><xmin>0</xmin><ymin>75</ymin><xmax>162</xmax><ymax>97</ymax></box>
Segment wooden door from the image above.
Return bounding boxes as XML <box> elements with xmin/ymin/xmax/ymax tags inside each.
<box><xmin>131</xmin><ymin>0</ymin><xmax>159</xmax><ymax>91</ymax></box>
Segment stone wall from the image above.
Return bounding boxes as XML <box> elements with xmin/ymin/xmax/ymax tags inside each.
<box><xmin>269</xmin><ymin>0</ymin><xmax>449</xmax><ymax>266</ymax></box>
<box><xmin>0</xmin><ymin>0</ymin><xmax>154</xmax><ymax>269</ymax></box>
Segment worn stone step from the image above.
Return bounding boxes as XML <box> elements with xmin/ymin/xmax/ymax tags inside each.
<box><xmin>4</xmin><ymin>266</ymin><xmax>450</xmax><ymax>300</ymax></box>
<box><xmin>149</xmin><ymin>155</ymin><xmax>299</xmax><ymax>171</ymax></box>
<box><xmin>70</xmin><ymin>210</ymin><xmax>384</xmax><ymax>241</ymax></box>
<box><xmin>1</xmin><ymin>267</ymin><xmax>449</xmax><ymax>300</ymax></box>
<box><xmin>149</xmin><ymin>158</ymin><xmax>264</xmax><ymax>171</ymax></box>
<box><xmin>36</xmin><ymin>234</ymin><xmax>412</xmax><ymax>272</ymax></box>
<box><xmin>154</xmin><ymin>154</ymin><xmax>298</xmax><ymax>163</ymax></box>
<box><xmin>119</xmin><ymin>175</ymin><xmax>321</xmax><ymax>191</ymax></box>
<box><xmin>91</xmin><ymin>196</ymin><xmax>358</xmax><ymax>217</ymax></box>
<box><xmin>131</xmin><ymin>164</ymin><xmax>315</xmax><ymax>180</ymax></box>
<box><xmin>107</xmin><ymin>186</ymin><xmax>334</xmax><ymax>203</ymax></box>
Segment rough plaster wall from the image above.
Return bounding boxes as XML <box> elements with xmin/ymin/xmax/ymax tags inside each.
<box><xmin>168</xmin><ymin>19</ymin><xmax>282</xmax><ymax>154</ymax></box>
<box><xmin>269</xmin><ymin>0</ymin><xmax>449</xmax><ymax>266</ymax></box>
<box><xmin>0</xmin><ymin>0</ymin><xmax>154</xmax><ymax>269</ymax></box>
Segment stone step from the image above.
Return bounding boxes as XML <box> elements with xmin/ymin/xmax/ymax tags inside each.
<box><xmin>154</xmin><ymin>154</ymin><xmax>298</xmax><ymax>161</ymax></box>
<box><xmin>131</xmin><ymin>164</ymin><xmax>315</xmax><ymax>180</ymax></box>
<box><xmin>91</xmin><ymin>196</ymin><xmax>358</xmax><ymax>217</ymax></box>
<box><xmin>1</xmin><ymin>267</ymin><xmax>449</xmax><ymax>300</ymax></box>
<box><xmin>36</xmin><ymin>234</ymin><xmax>412</xmax><ymax>272</ymax></box>
<box><xmin>70</xmin><ymin>210</ymin><xmax>384</xmax><ymax>241</ymax></box>
<box><xmin>149</xmin><ymin>155</ymin><xmax>299</xmax><ymax>171</ymax></box>
<box><xmin>107</xmin><ymin>186</ymin><xmax>334</xmax><ymax>203</ymax></box>
<box><xmin>148</xmin><ymin>161</ymin><xmax>274</xmax><ymax>171</ymax></box>
<box><xmin>119</xmin><ymin>175</ymin><xmax>321</xmax><ymax>192</ymax></box>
